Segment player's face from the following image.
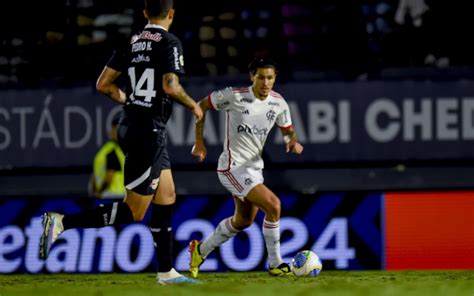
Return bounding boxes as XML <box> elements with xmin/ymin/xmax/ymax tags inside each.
<box><xmin>251</xmin><ymin>67</ymin><xmax>276</xmax><ymax>99</ymax></box>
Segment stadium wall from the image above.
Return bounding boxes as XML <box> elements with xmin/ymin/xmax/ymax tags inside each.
<box><xmin>1</xmin><ymin>80</ymin><xmax>474</xmax><ymax>169</ymax></box>
<box><xmin>1</xmin><ymin>191</ymin><xmax>473</xmax><ymax>273</ymax></box>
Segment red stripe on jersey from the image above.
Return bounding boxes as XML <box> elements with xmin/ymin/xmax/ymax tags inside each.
<box><xmin>207</xmin><ymin>95</ymin><xmax>216</xmax><ymax>110</ymax></box>
<box><xmin>232</xmin><ymin>87</ymin><xmax>249</xmax><ymax>93</ymax></box>
<box><xmin>277</xmin><ymin>124</ymin><xmax>293</xmax><ymax>131</ymax></box>
<box><xmin>270</xmin><ymin>91</ymin><xmax>283</xmax><ymax>99</ymax></box>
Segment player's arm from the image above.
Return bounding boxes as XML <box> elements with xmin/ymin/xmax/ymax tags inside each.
<box><xmin>191</xmin><ymin>97</ymin><xmax>213</xmax><ymax>162</ymax></box>
<box><xmin>280</xmin><ymin>126</ymin><xmax>304</xmax><ymax>154</ymax></box>
<box><xmin>96</xmin><ymin>67</ymin><xmax>126</xmax><ymax>105</ymax></box>
<box><xmin>162</xmin><ymin>72</ymin><xmax>203</xmax><ymax>121</ymax></box>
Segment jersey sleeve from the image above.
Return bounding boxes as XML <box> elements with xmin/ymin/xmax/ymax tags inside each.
<box><xmin>208</xmin><ymin>87</ymin><xmax>235</xmax><ymax>111</ymax></box>
<box><xmin>162</xmin><ymin>37</ymin><xmax>185</xmax><ymax>75</ymax></box>
<box><xmin>106</xmin><ymin>44</ymin><xmax>129</xmax><ymax>72</ymax></box>
<box><xmin>276</xmin><ymin>99</ymin><xmax>293</xmax><ymax>130</ymax></box>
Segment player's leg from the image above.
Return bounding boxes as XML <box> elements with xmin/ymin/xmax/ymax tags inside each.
<box><xmin>150</xmin><ymin>169</ymin><xmax>175</xmax><ymax>275</ymax></box>
<box><xmin>190</xmin><ymin>196</ymin><xmax>258</xmax><ymax>278</ymax></box>
<box><xmin>149</xmin><ymin>168</ymin><xmax>197</xmax><ymax>284</ymax></box>
<box><xmin>40</xmin><ymin>122</ymin><xmax>156</xmax><ymax>260</ymax></box>
<box><xmin>40</xmin><ymin>191</ymin><xmax>151</xmax><ymax>260</ymax></box>
<box><xmin>200</xmin><ymin>196</ymin><xmax>258</xmax><ymax>256</ymax></box>
<box><xmin>245</xmin><ymin>184</ymin><xmax>290</xmax><ymax>276</ymax></box>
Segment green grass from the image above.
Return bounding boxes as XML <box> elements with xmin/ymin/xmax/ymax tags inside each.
<box><xmin>1</xmin><ymin>271</ymin><xmax>473</xmax><ymax>296</ymax></box>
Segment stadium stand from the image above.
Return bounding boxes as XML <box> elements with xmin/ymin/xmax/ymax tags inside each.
<box><xmin>1</xmin><ymin>0</ymin><xmax>473</xmax><ymax>88</ymax></box>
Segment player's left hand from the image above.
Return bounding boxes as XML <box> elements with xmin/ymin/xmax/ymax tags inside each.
<box><xmin>193</xmin><ymin>103</ymin><xmax>204</xmax><ymax>122</ymax></box>
<box><xmin>191</xmin><ymin>142</ymin><xmax>207</xmax><ymax>162</ymax></box>
<box><xmin>286</xmin><ymin>141</ymin><xmax>303</xmax><ymax>154</ymax></box>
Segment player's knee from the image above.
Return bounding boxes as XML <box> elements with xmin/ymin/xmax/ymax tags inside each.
<box><xmin>155</xmin><ymin>191</ymin><xmax>176</xmax><ymax>204</ymax></box>
<box><xmin>165</xmin><ymin>191</ymin><xmax>176</xmax><ymax>202</ymax></box>
<box><xmin>267</xmin><ymin>197</ymin><xmax>281</xmax><ymax>218</ymax></box>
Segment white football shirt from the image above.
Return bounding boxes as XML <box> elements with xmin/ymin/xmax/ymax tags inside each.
<box><xmin>208</xmin><ymin>86</ymin><xmax>292</xmax><ymax>171</ymax></box>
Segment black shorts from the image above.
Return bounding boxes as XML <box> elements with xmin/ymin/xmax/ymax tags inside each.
<box><xmin>118</xmin><ymin>121</ymin><xmax>170</xmax><ymax>196</ymax></box>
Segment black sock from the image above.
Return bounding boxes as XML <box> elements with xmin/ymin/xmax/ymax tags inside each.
<box><xmin>62</xmin><ymin>202</ymin><xmax>134</xmax><ymax>230</ymax></box>
<box><xmin>150</xmin><ymin>203</ymin><xmax>173</xmax><ymax>272</ymax></box>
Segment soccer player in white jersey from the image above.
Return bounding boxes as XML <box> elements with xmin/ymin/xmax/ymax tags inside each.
<box><xmin>189</xmin><ymin>56</ymin><xmax>304</xmax><ymax>277</ymax></box>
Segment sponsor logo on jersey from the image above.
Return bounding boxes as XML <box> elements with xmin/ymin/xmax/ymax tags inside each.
<box><xmin>131</xmin><ymin>54</ymin><xmax>150</xmax><ymax>63</ymax></box>
<box><xmin>268</xmin><ymin>101</ymin><xmax>280</xmax><ymax>107</ymax></box>
<box><xmin>281</xmin><ymin>109</ymin><xmax>289</xmax><ymax>124</ymax></box>
<box><xmin>237</xmin><ymin>124</ymin><xmax>268</xmax><ymax>137</ymax></box>
<box><xmin>244</xmin><ymin>178</ymin><xmax>253</xmax><ymax>185</ymax></box>
<box><xmin>173</xmin><ymin>47</ymin><xmax>180</xmax><ymax>70</ymax></box>
<box><xmin>217</xmin><ymin>102</ymin><xmax>230</xmax><ymax>109</ymax></box>
<box><xmin>237</xmin><ymin>124</ymin><xmax>252</xmax><ymax>134</ymax></box>
<box><xmin>131</xmin><ymin>100</ymin><xmax>153</xmax><ymax>108</ymax></box>
<box><xmin>252</xmin><ymin>125</ymin><xmax>268</xmax><ymax>137</ymax></box>
<box><xmin>217</xmin><ymin>91</ymin><xmax>224</xmax><ymax>100</ymax></box>
<box><xmin>242</xmin><ymin>109</ymin><xmax>250</xmax><ymax>115</ymax></box>
<box><xmin>132</xmin><ymin>31</ymin><xmax>162</xmax><ymax>43</ymax></box>
<box><xmin>240</xmin><ymin>98</ymin><xmax>253</xmax><ymax>103</ymax></box>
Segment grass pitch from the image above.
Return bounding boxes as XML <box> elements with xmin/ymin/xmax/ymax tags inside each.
<box><xmin>1</xmin><ymin>271</ymin><xmax>473</xmax><ymax>296</ymax></box>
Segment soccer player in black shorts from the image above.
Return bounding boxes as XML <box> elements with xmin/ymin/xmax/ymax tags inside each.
<box><xmin>39</xmin><ymin>0</ymin><xmax>203</xmax><ymax>284</ymax></box>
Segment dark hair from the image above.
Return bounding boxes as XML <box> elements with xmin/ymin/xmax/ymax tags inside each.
<box><xmin>145</xmin><ymin>0</ymin><xmax>173</xmax><ymax>18</ymax></box>
<box><xmin>248</xmin><ymin>56</ymin><xmax>277</xmax><ymax>75</ymax></box>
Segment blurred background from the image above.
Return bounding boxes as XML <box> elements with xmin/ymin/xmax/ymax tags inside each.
<box><xmin>1</xmin><ymin>0</ymin><xmax>473</xmax><ymax>274</ymax></box>
<box><xmin>2</xmin><ymin>0</ymin><xmax>474</xmax><ymax>86</ymax></box>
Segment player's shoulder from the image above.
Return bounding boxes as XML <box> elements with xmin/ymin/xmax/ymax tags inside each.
<box><xmin>228</xmin><ymin>86</ymin><xmax>249</xmax><ymax>94</ymax></box>
<box><xmin>215</xmin><ymin>86</ymin><xmax>249</xmax><ymax>96</ymax></box>
<box><xmin>268</xmin><ymin>90</ymin><xmax>288</xmax><ymax>109</ymax></box>
<box><xmin>154</xmin><ymin>30</ymin><xmax>182</xmax><ymax>49</ymax></box>
<box><xmin>163</xmin><ymin>31</ymin><xmax>181</xmax><ymax>43</ymax></box>
<box><xmin>269</xmin><ymin>90</ymin><xmax>285</xmax><ymax>100</ymax></box>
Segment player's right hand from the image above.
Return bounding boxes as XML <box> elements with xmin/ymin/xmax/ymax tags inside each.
<box><xmin>191</xmin><ymin>142</ymin><xmax>207</xmax><ymax>162</ymax></box>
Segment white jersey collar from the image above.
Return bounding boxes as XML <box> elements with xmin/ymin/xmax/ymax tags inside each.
<box><xmin>145</xmin><ymin>24</ymin><xmax>167</xmax><ymax>31</ymax></box>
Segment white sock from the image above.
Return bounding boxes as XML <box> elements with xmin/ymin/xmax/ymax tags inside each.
<box><xmin>200</xmin><ymin>217</ymin><xmax>239</xmax><ymax>258</ymax></box>
<box><xmin>263</xmin><ymin>219</ymin><xmax>283</xmax><ymax>268</ymax></box>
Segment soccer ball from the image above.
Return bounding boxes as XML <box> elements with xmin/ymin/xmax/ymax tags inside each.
<box><xmin>291</xmin><ymin>250</ymin><xmax>323</xmax><ymax>277</ymax></box>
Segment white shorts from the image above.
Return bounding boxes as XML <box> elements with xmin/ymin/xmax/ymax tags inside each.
<box><xmin>217</xmin><ymin>166</ymin><xmax>264</xmax><ymax>201</ymax></box>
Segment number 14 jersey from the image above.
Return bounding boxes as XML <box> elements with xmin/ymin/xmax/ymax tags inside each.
<box><xmin>107</xmin><ymin>24</ymin><xmax>185</xmax><ymax>129</ymax></box>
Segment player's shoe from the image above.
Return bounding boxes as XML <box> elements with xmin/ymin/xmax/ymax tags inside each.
<box><xmin>39</xmin><ymin>212</ymin><xmax>64</xmax><ymax>260</ymax></box>
<box><xmin>157</xmin><ymin>268</ymin><xmax>200</xmax><ymax>285</ymax></box>
<box><xmin>269</xmin><ymin>262</ymin><xmax>292</xmax><ymax>276</ymax></box>
<box><xmin>189</xmin><ymin>240</ymin><xmax>205</xmax><ymax>278</ymax></box>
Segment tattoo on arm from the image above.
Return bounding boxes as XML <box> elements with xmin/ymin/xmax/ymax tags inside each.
<box><xmin>163</xmin><ymin>73</ymin><xmax>196</xmax><ymax>110</ymax></box>
<box><xmin>166</xmin><ymin>76</ymin><xmax>175</xmax><ymax>87</ymax></box>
